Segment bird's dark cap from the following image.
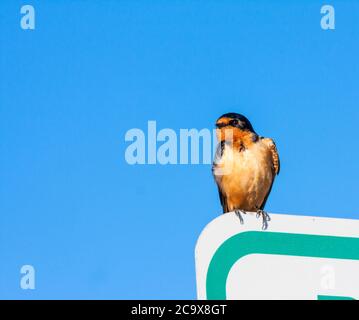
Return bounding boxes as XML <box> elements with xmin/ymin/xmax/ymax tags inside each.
<box><xmin>216</xmin><ymin>112</ymin><xmax>255</xmax><ymax>132</ymax></box>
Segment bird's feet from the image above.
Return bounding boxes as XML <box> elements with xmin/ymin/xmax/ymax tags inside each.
<box><xmin>256</xmin><ymin>210</ymin><xmax>271</xmax><ymax>230</ymax></box>
<box><xmin>235</xmin><ymin>210</ymin><xmax>247</xmax><ymax>225</ymax></box>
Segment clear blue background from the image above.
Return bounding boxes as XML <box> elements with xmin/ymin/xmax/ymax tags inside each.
<box><xmin>0</xmin><ymin>0</ymin><xmax>358</xmax><ymax>299</ymax></box>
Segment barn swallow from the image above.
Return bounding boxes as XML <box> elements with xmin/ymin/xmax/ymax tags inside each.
<box><xmin>212</xmin><ymin>113</ymin><xmax>280</xmax><ymax>230</ymax></box>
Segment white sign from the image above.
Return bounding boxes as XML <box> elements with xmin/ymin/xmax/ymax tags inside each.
<box><xmin>195</xmin><ymin>212</ymin><xmax>359</xmax><ymax>300</ymax></box>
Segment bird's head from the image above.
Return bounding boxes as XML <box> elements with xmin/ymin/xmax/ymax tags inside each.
<box><xmin>215</xmin><ymin>113</ymin><xmax>256</xmax><ymax>143</ymax></box>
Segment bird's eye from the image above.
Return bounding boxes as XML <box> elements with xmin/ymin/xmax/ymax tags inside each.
<box><xmin>230</xmin><ymin>119</ymin><xmax>239</xmax><ymax>126</ymax></box>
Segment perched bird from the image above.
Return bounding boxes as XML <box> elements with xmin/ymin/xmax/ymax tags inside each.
<box><xmin>212</xmin><ymin>113</ymin><xmax>280</xmax><ymax>229</ymax></box>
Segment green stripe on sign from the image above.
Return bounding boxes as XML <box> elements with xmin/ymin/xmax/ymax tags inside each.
<box><xmin>317</xmin><ymin>295</ymin><xmax>355</xmax><ymax>300</ymax></box>
<box><xmin>206</xmin><ymin>231</ymin><xmax>359</xmax><ymax>300</ymax></box>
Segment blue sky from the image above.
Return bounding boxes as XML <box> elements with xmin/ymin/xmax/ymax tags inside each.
<box><xmin>0</xmin><ymin>0</ymin><xmax>358</xmax><ymax>299</ymax></box>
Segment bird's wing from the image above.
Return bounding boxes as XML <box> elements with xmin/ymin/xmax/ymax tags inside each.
<box><xmin>216</xmin><ymin>185</ymin><xmax>229</xmax><ymax>213</ymax></box>
<box><xmin>262</xmin><ymin>137</ymin><xmax>280</xmax><ymax>175</ymax></box>
<box><xmin>212</xmin><ymin>141</ymin><xmax>229</xmax><ymax>213</ymax></box>
<box><xmin>259</xmin><ymin>138</ymin><xmax>280</xmax><ymax>210</ymax></box>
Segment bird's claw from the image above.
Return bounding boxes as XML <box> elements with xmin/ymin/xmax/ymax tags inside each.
<box><xmin>235</xmin><ymin>210</ymin><xmax>246</xmax><ymax>225</ymax></box>
<box><xmin>256</xmin><ymin>210</ymin><xmax>271</xmax><ymax>230</ymax></box>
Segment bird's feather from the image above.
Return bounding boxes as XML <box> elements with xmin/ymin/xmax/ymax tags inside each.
<box><xmin>258</xmin><ymin>138</ymin><xmax>280</xmax><ymax>209</ymax></box>
<box><xmin>212</xmin><ymin>141</ymin><xmax>229</xmax><ymax>213</ymax></box>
